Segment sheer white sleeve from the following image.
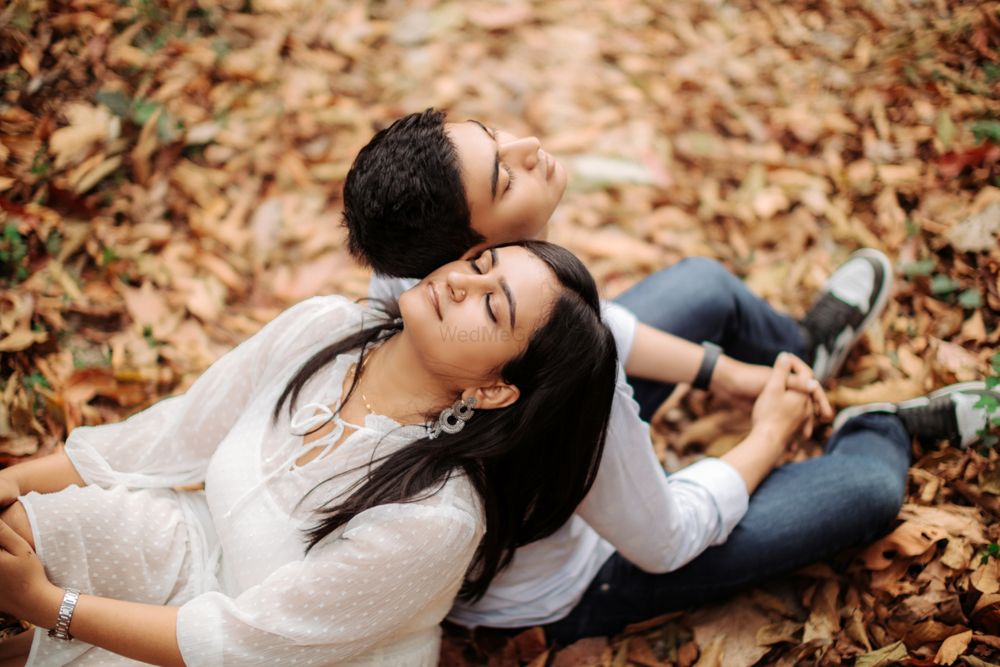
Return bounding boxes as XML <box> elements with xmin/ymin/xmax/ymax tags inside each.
<box><xmin>176</xmin><ymin>499</ymin><xmax>482</xmax><ymax>665</ymax></box>
<box><xmin>64</xmin><ymin>296</ymin><xmax>360</xmax><ymax>490</ymax></box>
<box><xmin>576</xmin><ymin>366</ymin><xmax>750</xmax><ymax>574</ymax></box>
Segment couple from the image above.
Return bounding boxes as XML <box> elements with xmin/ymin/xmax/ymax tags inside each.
<box><xmin>0</xmin><ymin>109</ymin><xmax>995</xmax><ymax>666</ymax></box>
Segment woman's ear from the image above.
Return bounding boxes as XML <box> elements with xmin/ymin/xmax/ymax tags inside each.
<box><xmin>465</xmin><ymin>382</ymin><xmax>520</xmax><ymax>411</ymax></box>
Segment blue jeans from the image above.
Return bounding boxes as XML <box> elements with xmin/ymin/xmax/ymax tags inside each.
<box><xmin>542</xmin><ymin>259</ymin><xmax>911</xmax><ymax>643</ymax></box>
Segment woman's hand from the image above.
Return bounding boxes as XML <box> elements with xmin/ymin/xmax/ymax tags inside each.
<box><xmin>0</xmin><ymin>475</ymin><xmax>21</xmax><ymax>512</ymax></box>
<box><xmin>0</xmin><ymin>520</ymin><xmax>60</xmax><ymax>625</ymax></box>
<box><xmin>750</xmin><ymin>353</ymin><xmax>817</xmax><ymax>444</ymax></box>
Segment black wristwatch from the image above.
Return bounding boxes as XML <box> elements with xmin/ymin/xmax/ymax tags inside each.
<box><xmin>692</xmin><ymin>342</ymin><xmax>722</xmax><ymax>390</ymax></box>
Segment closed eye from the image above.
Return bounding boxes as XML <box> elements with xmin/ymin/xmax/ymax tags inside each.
<box><xmin>467</xmin><ymin>256</ymin><xmax>497</xmax><ymax>322</ymax></box>
<box><xmin>502</xmin><ymin>163</ymin><xmax>515</xmax><ymax>195</ymax></box>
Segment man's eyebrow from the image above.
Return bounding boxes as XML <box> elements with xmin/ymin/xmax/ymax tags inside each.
<box><xmin>491</xmin><ymin>248</ymin><xmax>516</xmax><ymax>328</ymax></box>
<box><xmin>469</xmin><ymin>120</ymin><xmax>499</xmax><ymax>200</ymax></box>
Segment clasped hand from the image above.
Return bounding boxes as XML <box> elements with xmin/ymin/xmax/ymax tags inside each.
<box><xmin>714</xmin><ymin>354</ymin><xmax>832</xmax><ymax>425</ymax></box>
<box><xmin>749</xmin><ymin>352</ymin><xmax>829</xmax><ymax>445</ymax></box>
<box><xmin>0</xmin><ymin>506</ymin><xmax>57</xmax><ymax>625</ymax></box>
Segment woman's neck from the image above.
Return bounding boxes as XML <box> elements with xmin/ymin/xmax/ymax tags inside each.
<box><xmin>356</xmin><ymin>333</ymin><xmax>454</xmax><ymax>425</ymax></box>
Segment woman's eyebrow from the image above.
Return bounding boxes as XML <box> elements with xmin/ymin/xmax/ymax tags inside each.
<box><xmin>468</xmin><ymin>120</ymin><xmax>500</xmax><ymax>200</ymax></box>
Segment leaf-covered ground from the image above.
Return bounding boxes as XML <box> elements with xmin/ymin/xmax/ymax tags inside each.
<box><xmin>2</xmin><ymin>0</ymin><xmax>1000</xmax><ymax>664</ymax></box>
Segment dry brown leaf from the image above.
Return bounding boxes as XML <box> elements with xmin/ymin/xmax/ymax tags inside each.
<box><xmin>689</xmin><ymin>595</ymin><xmax>776</xmax><ymax>667</ymax></box>
<box><xmin>802</xmin><ymin>579</ymin><xmax>840</xmax><ymax>643</ymax></box>
<box><xmin>971</xmin><ymin>559</ymin><xmax>1000</xmax><ymax>595</ymax></box>
<box><xmin>861</xmin><ymin>521</ymin><xmax>949</xmax><ymax>570</ymax></box>
<box><xmin>756</xmin><ymin>620</ymin><xmax>803</xmax><ymax>646</ymax></box>
<box><xmin>550</xmin><ymin>637</ymin><xmax>610</xmax><ymax>667</ymax></box>
<box><xmin>934</xmin><ymin>630</ymin><xmax>972</xmax><ymax>665</ymax></box>
<box><xmin>692</xmin><ymin>636</ymin><xmax>724</xmax><ymax>667</ymax></box>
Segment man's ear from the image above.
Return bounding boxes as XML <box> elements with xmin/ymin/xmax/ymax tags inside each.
<box><xmin>464</xmin><ymin>382</ymin><xmax>520</xmax><ymax>411</ymax></box>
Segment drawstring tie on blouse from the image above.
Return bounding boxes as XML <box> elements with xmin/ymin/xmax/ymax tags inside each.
<box><xmin>222</xmin><ymin>402</ymin><xmax>344</xmax><ymax>522</ymax></box>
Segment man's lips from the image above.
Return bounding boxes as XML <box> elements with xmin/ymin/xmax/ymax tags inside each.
<box><xmin>427</xmin><ymin>282</ymin><xmax>442</xmax><ymax>320</ymax></box>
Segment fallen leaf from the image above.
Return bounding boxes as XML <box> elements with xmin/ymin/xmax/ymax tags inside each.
<box><xmin>946</xmin><ymin>202</ymin><xmax>1000</xmax><ymax>252</ymax></box>
<box><xmin>933</xmin><ymin>630</ymin><xmax>972</xmax><ymax>665</ymax></box>
<box><xmin>855</xmin><ymin>641</ymin><xmax>908</xmax><ymax>667</ymax></box>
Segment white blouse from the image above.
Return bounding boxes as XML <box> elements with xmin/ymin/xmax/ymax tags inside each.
<box><xmin>63</xmin><ymin>296</ymin><xmax>484</xmax><ymax>666</ymax></box>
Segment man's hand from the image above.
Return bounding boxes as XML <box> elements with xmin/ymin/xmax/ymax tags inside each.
<box><xmin>750</xmin><ymin>353</ymin><xmax>819</xmax><ymax>442</ymax></box>
<box><xmin>712</xmin><ymin>355</ymin><xmax>833</xmax><ymax>421</ymax></box>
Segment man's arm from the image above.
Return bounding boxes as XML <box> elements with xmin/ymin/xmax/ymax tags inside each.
<box><xmin>576</xmin><ymin>354</ymin><xmax>815</xmax><ymax>574</ymax></box>
<box><xmin>625</xmin><ymin>322</ymin><xmax>831</xmax><ymax>416</ymax></box>
<box><xmin>623</xmin><ymin>321</ymin><xmax>703</xmax><ymax>385</ymax></box>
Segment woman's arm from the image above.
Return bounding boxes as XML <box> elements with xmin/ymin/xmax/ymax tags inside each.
<box><xmin>0</xmin><ymin>521</ymin><xmax>182</xmax><ymax>666</ymax></box>
<box><xmin>31</xmin><ymin>587</ymin><xmax>183</xmax><ymax>667</ymax></box>
<box><xmin>0</xmin><ymin>449</ymin><xmax>85</xmax><ymax>499</ymax></box>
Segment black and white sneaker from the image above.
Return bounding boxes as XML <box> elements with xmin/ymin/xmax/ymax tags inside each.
<box><xmin>832</xmin><ymin>382</ymin><xmax>1000</xmax><ymax>449</ymax></box>
<box><xmin>800</xmin><ymin>249</ymin><xmax>893</xmax><ymax>383</ymax></box>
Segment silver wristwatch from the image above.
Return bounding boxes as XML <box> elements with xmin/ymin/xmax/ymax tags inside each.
<box><xmin>48</xmin><ymin>588</ymin><xmax>81</xmax><ymax>641</ymax></box>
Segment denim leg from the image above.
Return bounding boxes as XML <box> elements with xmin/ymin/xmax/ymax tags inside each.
<box><xmin>544</xmin><ymin>413</ymin><xmax>910</xmax><ymax>643</ymax></box>
<box><xmin>614</xmin><ymin>258</ymin><xmax>808</xmax><ymax>420</ymax></box>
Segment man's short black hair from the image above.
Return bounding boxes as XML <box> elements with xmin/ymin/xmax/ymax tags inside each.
<box><xmin>343</xmin><ymin>109</ymin><xmax>484</xmax><ymax>278</ymax></box>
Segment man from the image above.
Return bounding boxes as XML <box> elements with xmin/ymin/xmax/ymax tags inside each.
<box><xmin>341</xmin><ymin>109</ymin><xmax>996</xmax><ymax>640</ymax></box>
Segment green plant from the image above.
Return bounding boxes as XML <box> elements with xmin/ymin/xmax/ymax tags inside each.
<box><xmin>979</xmin><ymin>542</ymin><xmax>999</xmax><ymax>566</ymax></box>
<box><xmin>0</xmin><ymin>223</ymin><xmax>29</xmax><ymax>283</ymax></box>
<box><xmin>977</xmin><ymin>352</ymin><xmax>1000</xmax><ymax>454</ymax></box>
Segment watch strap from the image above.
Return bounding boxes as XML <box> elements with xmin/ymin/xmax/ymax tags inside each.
<box><xmin>692</xmin><ymin>342</ymin><xmax>722</xmax><ymax>390</ymax></box>
<box><xmin>48</xmin><ymin>588</ymin><xmax>80</xmax><ymax>641</ymax></box>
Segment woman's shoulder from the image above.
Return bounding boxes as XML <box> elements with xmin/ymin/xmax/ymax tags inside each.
<box><xmin>266</xmin><ymin>295</ymin><xmax>391</xmax><ymax>347</ymax></box>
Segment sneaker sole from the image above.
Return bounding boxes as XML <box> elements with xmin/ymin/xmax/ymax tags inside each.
<box><xmin>832</xmin><ymin>380</ymin><xmax>997</xmax><ymax>439</ymax></box>
<box><xmin>820</xmin><ymin>248</ymin><xmax>895</xmax><ymax>382</ymax></box>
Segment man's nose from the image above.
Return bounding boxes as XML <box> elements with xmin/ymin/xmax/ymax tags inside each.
<box><xmin>499</xmin><ymin>136</ymin><xmax>541</xmax><ymax>169</ymax></box>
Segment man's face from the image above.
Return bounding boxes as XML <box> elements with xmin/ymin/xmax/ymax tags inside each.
<box><xmin>445</xmin><ymin>121</ymin><xmax>567</xmax><ymax>253</ymax></box>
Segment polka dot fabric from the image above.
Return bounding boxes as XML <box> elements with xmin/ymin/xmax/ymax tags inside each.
<box><xmin>18</xmin><ymin>297</ymin><xmax>485</xmax><ymax>666</ymax></box>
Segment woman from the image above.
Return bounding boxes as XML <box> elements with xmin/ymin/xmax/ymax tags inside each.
<box><xmin>0</xmin><ymin>240</ymin><xmax>619</xmax><ymax>666</ymax></box>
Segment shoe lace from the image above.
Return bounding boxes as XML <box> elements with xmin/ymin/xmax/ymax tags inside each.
<box><xmin>801</xmin><ymin>293</ymin><xmax>864</xmax><ymax>350</ymax></box>
<box><xmin>899</xmin><ymin>396</ymin><xmax>961</xmax><ymax>446</ymax></box>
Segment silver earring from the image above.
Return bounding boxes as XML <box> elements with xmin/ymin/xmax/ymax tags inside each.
<box><xmin>427</xmin><ymin>396</ymin><xmax>477</xmax><ymax>440</ymax></box>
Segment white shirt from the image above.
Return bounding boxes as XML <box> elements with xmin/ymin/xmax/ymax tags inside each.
<box><xmin>370</xmin><ymin>273</ymin><xmax>751</xmax><ymax>627</ymax></box>
<box><xmin>64</xmin><ymin>296</ymin><xmax>484</xmax><ymax>666</ymax></box>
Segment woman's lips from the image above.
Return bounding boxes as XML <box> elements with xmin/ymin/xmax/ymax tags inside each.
<box><xmin>427</xmin><ymin>282</ymin><xmax>442</xmax><ymax>320</ymax></box>
<box><xmin>543</xmin><ymin>151</ymin><xmax>555</xmax><ymax>179</ymax></box>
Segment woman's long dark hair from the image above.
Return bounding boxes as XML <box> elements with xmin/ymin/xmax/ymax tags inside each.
<box><xmin>273</xmin><ymin>240</ymin><xmax>618</xmax><ymax>600</ymax></box>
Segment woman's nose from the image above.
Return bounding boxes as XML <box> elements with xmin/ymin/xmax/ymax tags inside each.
<box><xmin>446</xmin><ymin>270</ymin><xmax>490</xmax><ymax>300</ymax></box>
<box><xmin>499</xmin><ymin>136</ymin><xmax>541</xmax><ymax>169</ymax></box>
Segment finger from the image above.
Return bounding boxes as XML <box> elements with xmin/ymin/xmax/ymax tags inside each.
<box><xmin>766</xmin><ymin>353</ymin><xmax>794</xmax><ymax>391</ymax></box>
<box><xmin>811</xmin><ymin>383</ymin><xmax>834</xmax><ymax>421</ymax></box>
<box><xmin>0</xmin><ymin>520</ymin><xmax>30</xmax><ymax>557</ymax></box>
<box><xmin>784</xmin><ymin>354</ymin><xmax>815</xmax><ymax>381</ymax></box>
<box><xmin>785</xmin><ymin>373</ymin><xmax>816</xmax><ymax>394</ymax></box>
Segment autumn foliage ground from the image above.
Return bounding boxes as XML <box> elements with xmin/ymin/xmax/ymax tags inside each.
<box><xmin>2</xmin><ymin>0</ymin><xmax>1000</xmax><ymax>664</ymax></box>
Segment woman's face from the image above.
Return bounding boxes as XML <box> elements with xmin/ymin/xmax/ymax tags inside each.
<box><xmin>398</xmin><ymin>245</ymin><xmax>559</xmax><ymax>391</ymax></box>
<box><xmin>445</xmin><ymin>121</ymin><xmax>567</xmax><ymax>250</ymax></box>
